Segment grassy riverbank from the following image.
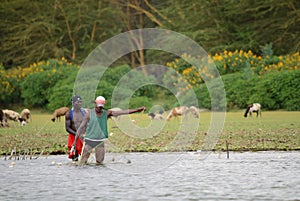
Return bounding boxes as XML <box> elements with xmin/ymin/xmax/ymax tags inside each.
<box><xmin>0</xmin><ymin>111</ymin><xmax>299</xmax><ymax>156</ymax></box>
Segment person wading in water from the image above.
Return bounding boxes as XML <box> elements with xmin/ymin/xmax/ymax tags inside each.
<box><xmin>71</xmin><ymin>96</ymin><xmax>146</xmax><ymax>164</ymax></box>
<box><xmin>65</xmin><ymin>95</ymin><xmax>86</xmax><ymax>161</ymax></box>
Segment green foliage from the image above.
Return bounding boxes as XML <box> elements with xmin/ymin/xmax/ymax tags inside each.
<box><xmin>94</xmin><ymin>65</ymin><xmax>132</xmax><ymax>107</ymax></box>
<box><xmin>194</xmin><ymin>84</ymin><xmax>210</xmax><ymax>109</ymax></box>
<box><xmin>197</xmin><ymin>70</ymin><xmax>300</xmax><ymax>111</ymax></box>
<box><xmin>44</xmin><ymin>64</ymin><xmax>157</xmax><ymax>110</ymax></box>
<box><xmin>97</xmin><ymin>65</ymin><xmax>156</xmax><ymax>109</ymax></box>
<box><xmin>260</xmin><ymin>71</ymin><xmax>300</xmax><ymax>111</ymax></box>
<box><xmin>129</xmin><ymin>96</ymin><xmax>152</xmax><ymax>109</ymax></box>
<box><xmin>0</xmin><ymin>0</ymin><xmax>124</xmax><ymax>67</ymax></box>
<box><xmin>47</xmin><ymin>70</ymin><xmax>78</xmax><ymax>111</ymax></box>
<box><xmin>21</xmin><ymin>72</ymin><xmax>51</xmax><ymax>106</ymax></box>
<box><xmin>20</xmin><ymin>61</ymin><xmax>78</xmax><ymax>108</ymax></box>
<box><xmin>1</xmin><ymin>0</ymin><xmax>300</xmax><ymax>68</ymax></box>
<box><xmin>158</xmin><ymin>0</ymin><xmax>300</xmax><ymax>55</ymax></box>
<box><xmin>165</xmin><ymin>48</ymin><xmax>299</xmax><ymax>111</ymax></box>
<box><xmin>195</xmin><ymin>77</ymin><xmax>229</xmax><ymax>111</ymax></box>
<box><xmin>1</xmin><ymin>50</ymin><xmax>299</xmax><ymax>112</ymax></box>
<box><xmin>222</xmin><ymin>73</ymin><xmax>256</xmax><ymax>109</ymax></box>
<box><xmin>0</xmin><ymin>66</ymin><xmax>15</xmax><ymax>103</ymax></box>
<box><xmin>261</xmin><ymin>43</ymin><xmax>274</xmax><ymax>58</ymax></box>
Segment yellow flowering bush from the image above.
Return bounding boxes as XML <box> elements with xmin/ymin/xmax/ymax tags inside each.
<box><xmin>165</xmin><ymin>53</ymin><xmax>217</xmax><ymax>92</ymax></box>
<box><xmin>165</xmin><ymin>50</ymin><xmax>300</xmax><ymax>93</ymax></box>
<box><xmin>0</xmin><ymin>58</ymin><xmax>79</xmax><ymax>104</ymax></box>
<box><xmin>0</xmin><ymin>66</ymin><xmax>14</xmax><ymax>99</ymax></box>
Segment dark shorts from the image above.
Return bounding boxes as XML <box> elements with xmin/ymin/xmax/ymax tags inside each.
<box><xmin>85</xmin><ymin>139</ymin><xmax>104</xmax><ymax>148</ymax></box>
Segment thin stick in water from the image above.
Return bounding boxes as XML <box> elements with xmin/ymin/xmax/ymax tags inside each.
<box><xmin>226</xmin><ymin>140</ymin><xmax>229</xmax><ymax>159</ymax></box>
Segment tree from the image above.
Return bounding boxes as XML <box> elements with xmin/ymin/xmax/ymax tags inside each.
<box><xmin>111</xmin><ymin>0</ymin><xmax>169</xmax><ymax>74</ymax></box>
<box><xmin>0</xmin><ymin>0</ymin><xmax>299</xmax><ymax>68</ymax></box>
<box><xmin>156</xmin><ymin>0</ymin><xmax>300</xmax><ymax>55</ymax></box>
<box><xmin>0</xmin><ymin>0</ymin><xmax>123</xmax><ymax>67</ymax></box>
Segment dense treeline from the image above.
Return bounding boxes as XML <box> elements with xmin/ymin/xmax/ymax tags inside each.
<box><xmin>1</xmin><ymin>51</ymin><xmax>299</xmax><ymax>111</ymax></box>
<box><xmin>1</xmin><ymin>0</ymin><xmax>299</xmax><ymax>67</ymax></box>
<box><xmin>1</xmin><ymin>0</ymin><xmax>299</xmax><ymax>111</ymax></box>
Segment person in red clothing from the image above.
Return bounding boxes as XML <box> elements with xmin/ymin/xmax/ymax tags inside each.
<box><xmin>65</xmin><ymin>95</ymin><xmax>86</xmax><ymax>161</ymax></box>
<box><xmin>72</xmin><ymin>96</ymin><xmax>146</xmax><ymax>165</ymax></box>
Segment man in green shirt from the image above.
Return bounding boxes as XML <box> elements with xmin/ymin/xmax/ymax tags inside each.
<box><xmin>71</xmin><ymin>96</ymin><xmax>145</xmax><ymax>164</ymax></box>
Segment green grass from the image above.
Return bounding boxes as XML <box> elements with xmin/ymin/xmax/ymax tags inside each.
<box><xmin>218</xmin><ymin>111</ymin><xmax>300</xmax><ymax>151</ymax></box>
<box><xmin>0</xmin><ymin>111</ymin><xmax>299</xmax><ymax>155</ymax></box>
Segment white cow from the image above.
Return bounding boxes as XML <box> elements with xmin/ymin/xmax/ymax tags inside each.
<box><xmin>21</xmin><ymin>108</ymin><xmax>32</xmax><ymax>123</ymax></box>
<box><xmin>3</xmin><ymin>109</ymin><xmax>26</xmax><ymax>126</ymax></box>
<box><xmin>244</xmin><ymin>103</ymin><xmax>262</xmax><ymax>117</ymax></box>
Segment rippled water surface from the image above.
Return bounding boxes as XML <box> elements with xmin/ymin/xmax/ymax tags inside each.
<box><xmin>1</xmin><ymin>151</ymin><xmax>299</xmax><ymax>201</ymax></box>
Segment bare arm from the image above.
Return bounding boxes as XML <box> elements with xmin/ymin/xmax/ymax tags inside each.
<box><xmin>65</xmin><ymin>111</ymin><xmax>76</xmax><ymax>135</ymax></box>
<box><xmin>107</xmin><ymin>106</ymin><xmax>146</xmax><ymax>118</ymax></box>
<box><xmin>72</xmin><ymin>110</ymin><xmax>90</xmax><ymax>147</ymax></box>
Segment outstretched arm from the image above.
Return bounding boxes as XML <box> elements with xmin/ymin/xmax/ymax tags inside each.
<box><xmin>107</xmin><ymin>106</ymin><xmax>146</xmax><ymax>118</ymax></box>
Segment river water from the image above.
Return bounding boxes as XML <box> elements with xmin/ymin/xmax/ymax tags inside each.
<box><xmin>1</xmin><ymin>151</ymin><xmax>299</xmax><ymax>201</ymax></box>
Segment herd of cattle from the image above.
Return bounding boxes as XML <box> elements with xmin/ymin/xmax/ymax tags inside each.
<box><xmin>0</xmin><ymin>103</ymin><xmax>262</xmax><ymax>127</ymax></box>
<box><xmin>0</xmin><ymin>108</ymin><xmax>31</xmax><ymax>127</ymax></box>
<box><xmin>0</xmin><ymin>105</ymin><xmax>200</xmax><ymax>127</ymax></box>
<box><xmin>149</xmin><ymin>106</ymin><xmax>200</xmax><ymax>121</ymax></box>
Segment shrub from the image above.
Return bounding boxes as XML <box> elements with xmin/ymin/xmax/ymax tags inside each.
<box><xmin>20</xmin><ymin>59</ymin><xmax>79</xmax><ymax>108</ymax></box>
<box><xmin>196</xmin><ymin>70</ymin><xmax>300</xmax><ymax>111</ymax></box>
<box><xmin>97</xmin><ymin>65</ymin><xmax>156</xmax><ymax>109</ymax></box>
<box><xmin>46</xmin><ymin>70</ymin><xmax>78</xmax><ymax>111</ymax></box>
<box><xmin>129</xmin><ymin>96</ymin><xmax>152</xmax><ymax>109</ymax></box>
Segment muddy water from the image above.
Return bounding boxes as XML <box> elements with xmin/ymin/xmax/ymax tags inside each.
<box><xmin>1</xmin><ymin>151</ymin><xmax>299</xmax><ymax>200</ymax></box>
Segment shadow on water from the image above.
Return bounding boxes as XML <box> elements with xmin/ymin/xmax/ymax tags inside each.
<box><xmin>1</xmin><ymin>151</ymin><xmax>300</xmax><ymax>200</ymax></box>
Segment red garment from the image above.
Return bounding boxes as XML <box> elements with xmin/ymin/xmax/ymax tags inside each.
<box><xmin>68</xmin><ymin>134</ymin><xmax>83</xmax><ymax>159</ymax></box>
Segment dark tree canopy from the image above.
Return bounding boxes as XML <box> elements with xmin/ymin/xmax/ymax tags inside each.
<box><xmin>0</xmin><ymin>0</ymin><xmax>299</xmax><ymax>67</ymax></box>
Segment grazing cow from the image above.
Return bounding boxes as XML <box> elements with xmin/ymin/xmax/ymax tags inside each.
<box><xmin>148</xmin><ymin>112</ymin><xmax>164</xmax><ymax>120</ymax></box>
<box><xmin>51</xmin><ymin>107</ymin><xmax>69</xmax><ymax>122</ymax></box>
<box><xmin>2</xmin><ymin>109</ymin><xmax>26</xmax><ymax>126</ymax></box>
<box><xmin>189</xmin><ymin>106</ymin><xmax>199</xmax><ymax>118</ymax></box>
<box><xmin>0</xmin><ymin>109</ymin><xmax>4</xmax><ymax>127</ymax></box>
<box><xmin>21</xmin><ymin>108</ymin><xmax>32</xmax><ymax>123</ymax></box>
<box><xmin>0</xmin><ymin>109</ymin><xmax>10</xmax><ymax>127</ymax></box>
<box><xmin>244</xmin><ymin>103</ymin><xmax>262</xmax><ymax>117</ymax></box>
<box><xmin>166</xmin><ymin>106</ymin><xmax>189</xmax><ymax>121</ymax></box>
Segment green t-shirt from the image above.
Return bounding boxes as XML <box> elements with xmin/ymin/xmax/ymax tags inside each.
<box><xmin>85</xmin><ymin>109</ymin><xmax>108</xmax><ymax>140</ymax></box>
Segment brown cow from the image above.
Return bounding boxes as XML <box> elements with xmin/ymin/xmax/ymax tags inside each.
<box><xmin>51</xmin><ymin>107</ymin><xmax>69</xmax><ymax>122</ymax></box>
